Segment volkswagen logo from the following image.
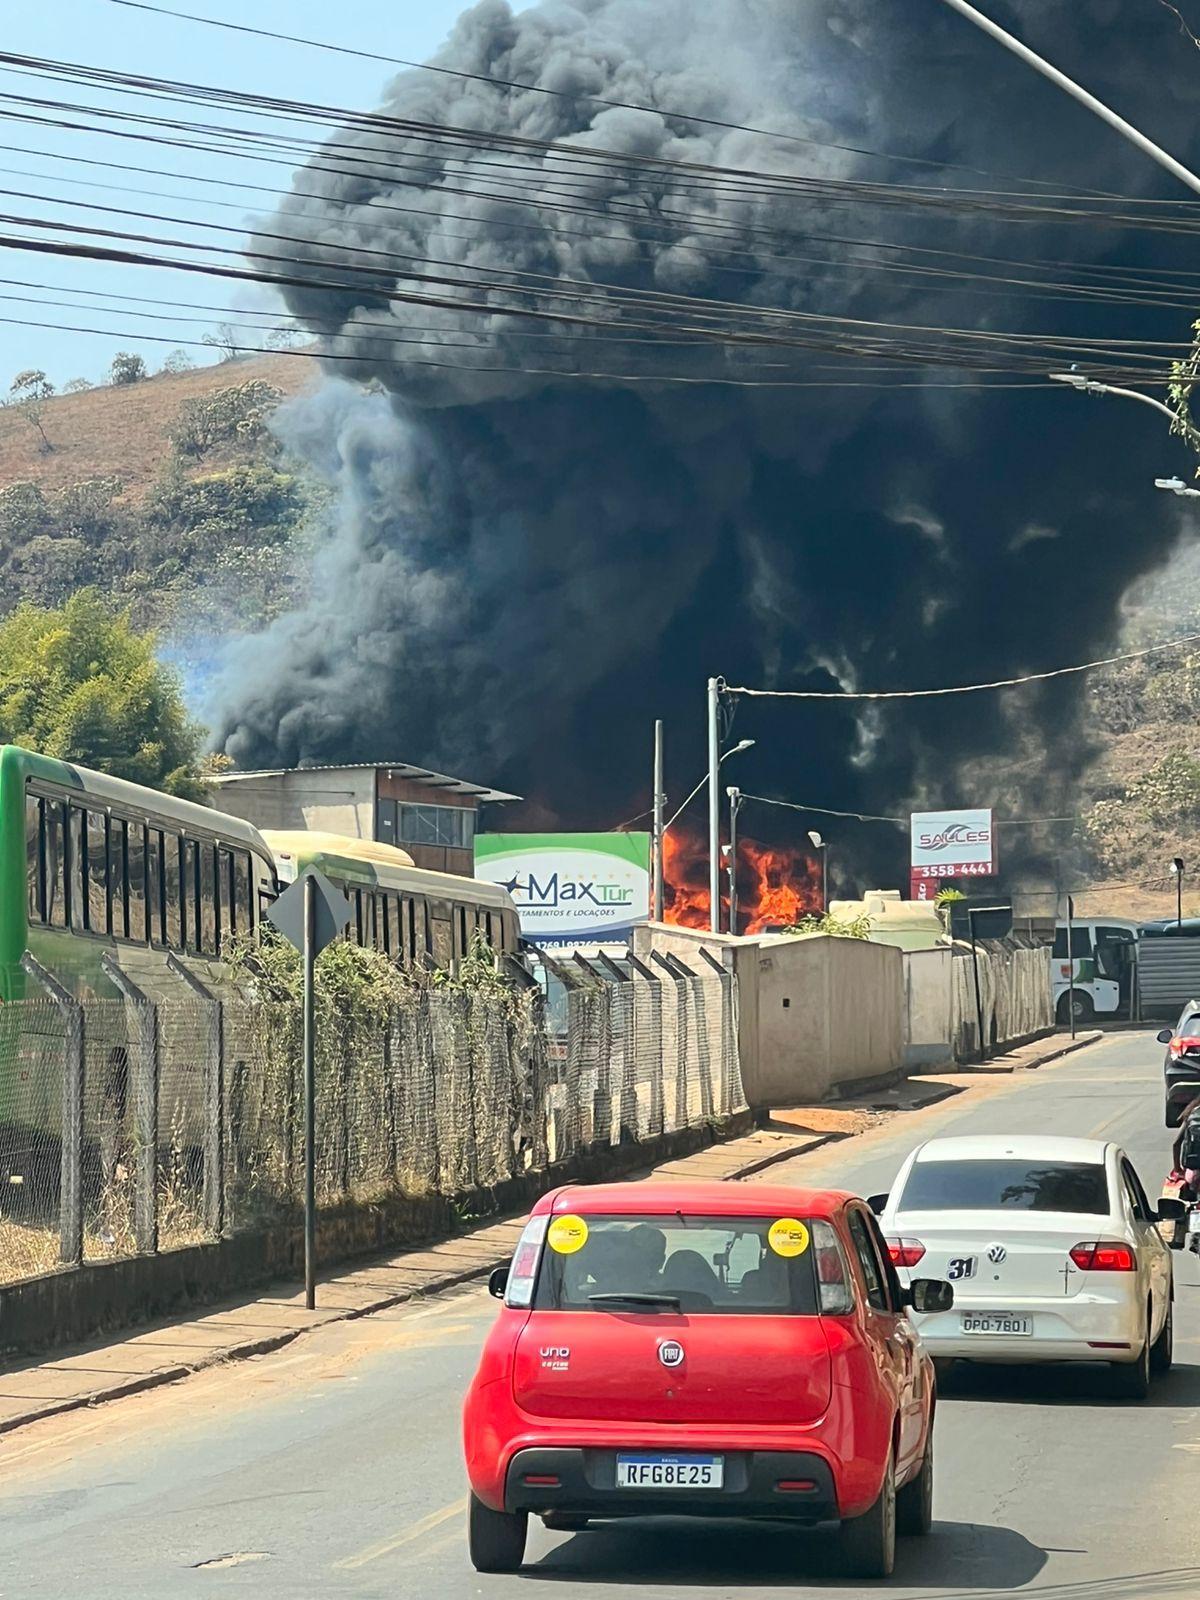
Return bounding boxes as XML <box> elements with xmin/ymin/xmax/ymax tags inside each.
<box><xmin>658</xmin><ymin>1340</ymin><xmax>685</xmax><ymax>1369</ymax></box>
<box><xmin>987</xmin><ymin>1244</ymin><xmax>1007</xmax><ymax>1265</ymax></box>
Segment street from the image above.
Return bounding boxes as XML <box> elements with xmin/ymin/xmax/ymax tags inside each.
<box><xmin>1</xmin><ymin>1031</ymin><xmax>1198</xmax><ymax>1599</ymax></box>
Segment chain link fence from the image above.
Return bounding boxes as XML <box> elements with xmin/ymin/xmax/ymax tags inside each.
<box><xmin>0</xmin><ymin>957</ymin><xmax>742</xmax><ymax>1288</ymax></box>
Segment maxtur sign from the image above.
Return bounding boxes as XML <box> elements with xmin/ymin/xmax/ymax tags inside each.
<box><xmin>474</xmin><ymin>832</ymin><xmax>651</xmax><ymax>946</ymax></box>
<box><xmin>909</xmin><ymin>809</ymin><xmax>995</xmax><ymax>902</ymax></box>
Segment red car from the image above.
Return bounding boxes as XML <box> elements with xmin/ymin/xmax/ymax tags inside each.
<box><xmin>462</xmin><ymin>1180</ymin><xmax>953</xmax><ymax>1578</ymax></box>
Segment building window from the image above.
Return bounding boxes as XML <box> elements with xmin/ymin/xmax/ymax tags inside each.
<box><xmin>378</xmin><ymin>799</ymin><xmax>475</xmax><ymax>850</ymax></box>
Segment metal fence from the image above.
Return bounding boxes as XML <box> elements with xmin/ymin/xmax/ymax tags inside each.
<box><xmin>951</xmin><ymin>940</ymin><xmax>1052</xmax><ymax>1060</ymax></box>
<box><xmin>0</xmin><ymin>958</ymin><xmax>742</xmax><ymax>1289</ymax></box>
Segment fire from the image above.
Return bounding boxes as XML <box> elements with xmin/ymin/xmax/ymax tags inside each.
<box><xmin>662</xmin><ymin>830</ymin><xmax>822</xmax><ymax>934</ymax></box>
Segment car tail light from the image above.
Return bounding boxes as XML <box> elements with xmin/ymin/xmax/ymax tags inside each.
<box><xmin>886</xmin><ymin>1237</ymin><xmax>926</xmax><ymax>1268</ymax></box>
<box><xmin>505</xmin><ymin>1215</ymin><xmax>549</xmax><ymax>1307</ymax></box>
<box><xmin>1169</xmin><ymin>1036</ymin><xmax>1200</xmax><ymax>1056</ymax></box>
<box><xmin>776</xmin><ymin>1480</ymin><xmax>817</xmax><ymax>1493</ymax></box>
<box><xmin>523</xmin><ymin>1474</ymin><xmax>560</xmax><ymax>1487</ymax></box>
<box><xmin>1069</xmin><ymin>1241</ymin><xmax>1136</xmax><ymax>1272</ymax></box>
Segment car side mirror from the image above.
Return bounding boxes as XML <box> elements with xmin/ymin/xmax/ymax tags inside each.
<box><xmin>905</xmin><ymin>1278</ymin><xmax>954</xmax><ymax>1315</ymax></box>
<box><xmin>1157</xmin><ymin>1197</ymin><xmax>1187</xmax><ymax>1221</ymax></box>
<box><xmin>488</xmin><ymin>1266</ymin><xmax>509</xmax><ymax>1300</ymax></box>
<box><xmin>1158</xmin><ymin>1029</ymin><xmax>1174</xmax><ymax>1044</ymax></box>
<box><xmin>866</xmin><ymin>1193</ymin><xmax>888</xmax><ymax>1216</ymax></box>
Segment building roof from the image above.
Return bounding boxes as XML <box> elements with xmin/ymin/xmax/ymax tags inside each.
<box><xmin>209</xmin><ymin>761</ymin><xmax>521</xmax><ymax>804</ymax></box>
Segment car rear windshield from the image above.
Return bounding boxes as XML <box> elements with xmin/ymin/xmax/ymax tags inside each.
<box><xmin>532</xmin><ymin>1214</ymin><xmax>823</xmax><ymax>1315</ymax></box>
<box><xmin>900</xmin><ymin>1159</ymin><xmax>1109</xmax><ymax>1214</ymax></box>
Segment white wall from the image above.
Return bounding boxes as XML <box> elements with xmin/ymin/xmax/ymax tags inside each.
<box><xmin>903</xmin><ymin>947</ymin><xmax>954</xmax><ymax>1070</ymax></box>
<box><xmin>631</xmin><ymin>925</ymin><xmax>904</xmax><ymax>1109</ymax></box>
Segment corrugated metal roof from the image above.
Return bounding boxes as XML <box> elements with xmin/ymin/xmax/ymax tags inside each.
<box><xmin>209</xmin><ymin>761</ymin><xmax>521</xmax><ymax>804</ymax></box>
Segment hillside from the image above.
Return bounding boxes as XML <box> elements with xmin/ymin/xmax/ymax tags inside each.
<box><xmin>0</xmin><ymin>353</ymin><xmax>313</xmax><ymax>499</ymax></box>
<box><xmin>0</xmin><ymin>352</ymin><xmax>323</xmax><ymax>643</ymax></box>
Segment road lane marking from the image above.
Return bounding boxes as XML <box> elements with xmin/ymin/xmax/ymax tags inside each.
<box><xmin>334</xmin><ymin>1497</ymin><xmax>466</xmax><ymax>1569</ymax></box>
<box><xmin>1085</xmin><ymin>1101</ymin><xmax>1138</xmax><ymax>1139</ymax></box>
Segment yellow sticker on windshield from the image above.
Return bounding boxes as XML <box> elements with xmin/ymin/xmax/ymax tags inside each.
<box><xmin>768</xmin><ymin>1218</ymin><xmax>810</xmax><ymax>1258</ymax></box>
<box><xmin>547</xmin><ymin>1214</ymin><xmax>589</xmax><ymax>1255</ymax></box>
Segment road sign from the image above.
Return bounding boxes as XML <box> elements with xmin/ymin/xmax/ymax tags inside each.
<box><xmin>266</xmin><ymin>868</ymin><xmax>350</xmax><ymax>955</ymax></box>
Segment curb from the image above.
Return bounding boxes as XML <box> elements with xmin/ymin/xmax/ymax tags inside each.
<box><xmin>1016</xmin><ymin>1030</ymin><xmax>1102</xmax><ymax>1070</ymax></box>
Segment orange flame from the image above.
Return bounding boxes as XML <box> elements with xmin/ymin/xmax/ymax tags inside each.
<box><xmin>662</xmin><ymin>830</ymin><xmax>822</xmax><ymax>934</ymax></box>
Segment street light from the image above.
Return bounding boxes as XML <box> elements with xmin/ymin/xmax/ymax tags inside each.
<box><xmin>1048</xmin><ymin>372</ymin><xmax>1179</xmax><ymax>428</ymax></box>
<box><xmin>807</xmin><ymin>830</ymin><xmax>829</xmax><ymax>915</ymax></box>
<box><xmin>935</xmin><ymin>0</ymin><xmax>1200</xmax><ymax>199</ymax></box>
<box><xmin>1156</xmin><ymin>477</ymin><xmax>1200</xmax><ymax>499</ymax></box>
<box><xmin>1171</xmin><ymin>857</ymin><xmax>1186</xmax><ymax>930</ymax></box>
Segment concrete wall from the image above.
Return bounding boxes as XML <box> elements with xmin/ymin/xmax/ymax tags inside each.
<box><xmin>214</xmin><ymin>770</ymin><xmax>376</xmax><ymax>839</ymax></box>
<box><xmin>902</xmin><ymin>947</ymin><xmax>954</xmax><ymax>1070</ymax></box>
<box><xmin>632</xmin><ymin>924</ymin><xmax>904</xmax><ymax>1109</ymax></box>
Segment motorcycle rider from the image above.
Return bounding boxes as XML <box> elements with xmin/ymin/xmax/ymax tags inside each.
<box><xmin>1169</xmin><ymin>1088</ymin><xmax>1200</xmax><ymax>1199</ymax></box>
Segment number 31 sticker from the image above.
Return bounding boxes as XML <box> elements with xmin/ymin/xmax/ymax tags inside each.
<box><xmin>768</xmin><ymin>1218</ymin><xmax>810</xmax><ymax>1258</ymax></box>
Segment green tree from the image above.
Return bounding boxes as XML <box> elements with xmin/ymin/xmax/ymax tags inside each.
<box><xmin>109</xmin><ymin>352</ymin><xmax>148</xmax><ymax>387</ymax></box>
<box><xmin>0</xmin><ymin>591</ymin><xmax>204</xmax><ymax>796</ymax></box>
<box><xmin>8</xmin><ymin>369</ymin><xmax>55</xmax><ymax>452</ymax></box>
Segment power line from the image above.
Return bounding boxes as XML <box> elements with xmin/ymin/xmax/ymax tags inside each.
<box><xmin>727</xmin><ymin>632</ymin><xmax>1200</xmax><ymax>700</ymax></box>
<box><xmin>739</xmin><ymin>794</ymin><xmax>1077</xmax><ymax>826</ymax></box>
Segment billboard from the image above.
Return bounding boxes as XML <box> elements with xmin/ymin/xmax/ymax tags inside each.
<box><xmin>909</xmin><ymin>809</ymin><xmax>995</xmax><ymax>902</ymax></box>
<box><xmin>475</xmin><ymin>832</ymin><xmax>651</xmax><ymax>945</ymax></box>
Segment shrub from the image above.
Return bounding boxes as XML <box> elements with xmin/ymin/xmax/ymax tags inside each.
<box><xmin>110</xmin><ymin>352</ymin><xmax>148</xmax><ymax>386</ymax></box>
<box><xmin>170</xmin><ymin>381</ymin><xmax>283</xmax><ymax>459</ymax></box>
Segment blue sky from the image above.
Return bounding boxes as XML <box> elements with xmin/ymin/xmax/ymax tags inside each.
<box><xmin>3</xmin><ymin>0</ymin><xmax>495</xmax><ymax>386</ymax></box>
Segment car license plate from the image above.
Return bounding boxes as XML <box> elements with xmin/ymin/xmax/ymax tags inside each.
<box><xmin>615</xmin><ymin>1454</ymin><xmax>724</xmax><ymax>1489</ymax></box>
<box><xmin>961</xmin><ymin>1313</ymin><xmax>1033</xmax><ymax>1336</ymax></box>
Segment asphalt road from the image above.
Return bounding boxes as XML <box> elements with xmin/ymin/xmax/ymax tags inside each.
<box><xmin>2</xmin><ymin>1030</ymin><xmax>1199</xmax><ymax>1599</ymax></box>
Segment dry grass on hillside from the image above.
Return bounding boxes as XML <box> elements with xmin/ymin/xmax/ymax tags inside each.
<box><xmin>0</xmin><ymin>353</ymin><xmax>314</xmax><ymax>500</ymax></box>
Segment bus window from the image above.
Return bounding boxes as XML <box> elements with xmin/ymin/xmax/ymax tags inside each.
<box><xmin>147</xmin><ymin>830</ymin><xmax>164</xmax><ymax>946</ymax></box>
<box><xmin>67</xmin><ymin>806</ymin><xmax>85</xmax><ymax>933</ymax></box>
<box><xmin>1052</xmin><ymin>925</ymin><xmax>1092</xmax><ymax>960</ymax></box>
<box><xmin>457</xmin><ymin>905</ymin><xmax>469</xmax><ymax>958</ymax></box>
<box><xmin>163</xmin><ymin>833</ymin><xmax>182</xmax><ymax>949</ymax></box>
<box><xmin>87</xmin><ymin>810</ymin><xmax>109</xmax><ymax>934</ymax></box>
<box><xmin>127</xmin><ymin>823</ymin><xmax>147</xmax><ymax>942</ymax></box>
<box><xmin>232</xmin><ymin>852</ymin><xmax>251</xmax><ymax>938</ymax></box>
<box><xmin>430</xmin><ymin>900</ymin><xmax>453</xmax><ymax>967</ymax></box>
<box><xmin>379</xmin><ymin>894</ymin><xmax>393</xmax><ymax>956</ymax></box>
<box><xmin>108</xmin><ymin>819</ymin><xmax>127</xmax><ymax>939</ymax></box>
<box><xmin>25</xmin><ymin>792</ymin><xmax>41</xmax><ymax>923</ymax></box>
<box><xmin>180</xmin><ymin>838</ymin><xmax>196</xmax><ymax>950</ymax></box>
<box><xmin>44</xmin><ymin>802</ymin><xmax>66</xmax><ymax>930</ymax></box>
<box><xmin>199</xmin><ymin>845</ymin><xmax>217</xmax><ymax>954</ymax></box>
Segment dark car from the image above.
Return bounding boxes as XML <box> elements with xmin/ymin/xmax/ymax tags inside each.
<box><xmin>1159</xmin><ymin>1001</ymin><xmax>1200</xmax><ymax>1127</ymax></box>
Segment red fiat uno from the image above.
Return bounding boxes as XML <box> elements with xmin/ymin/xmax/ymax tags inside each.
<box><xmin>462</xmin><ymin>1181</ymin><xmax>952</xmax><ymax>1578</ymax></box>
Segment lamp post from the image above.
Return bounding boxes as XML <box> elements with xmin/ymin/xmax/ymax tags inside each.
<box><xmin>662</xmin><ymin>734</ymin><xmax>753</xmax><ymax>930</ymax></box>
<box><xmin>807</xmin><ymin>830</ymin><xmax>828</xmax><ymax>914</ymax></box>
<box><xmin>1171</xmin><ymin>857</ymin><xmax>1186</xmax><ymax>930</ymax></box>
<box><xmin>652</xmin><ymin>720</ymin><xmax>665</xmax><ymax>922</ymax></box>
<box><xmin>726</xmin><ymin>787</ymin><xmax>743</xmax><ymax>934</ymax></box>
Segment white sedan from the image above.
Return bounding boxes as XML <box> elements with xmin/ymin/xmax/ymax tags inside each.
<box><xmin>872</xmin><ymin>1135</ymin><xmax>1180</xmax><ymax>1398</ymax></box>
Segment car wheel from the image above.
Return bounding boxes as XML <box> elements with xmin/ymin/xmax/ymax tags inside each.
<box><xmin>1150</xmin><ymin>1296</ymin><xmax>1174</xmax><ymax>1377</ymax></box>
<box><xmin>1109</xmin><ymin>1313</ymin><xmax>1152</xmax><ymax>1400</ymax></box>
<box><xmin>840</xmin><ymin>1454</ymin><xmax>896</xmax><ymax>1578</ymax></box>
<box><xmin>896</xmin><ymin>1431</ymin><xmax>933</xmax><ymax>1537</ymax></box>
<box><xmin>542</xmin><ymin>1513</ymin><xmax>589</xmax><ymax>1532</ymax></box>
<box><xmin>467</xmin><ymin>1493</ymin><xmax>528</xmax><ymax>1573</ymax></box>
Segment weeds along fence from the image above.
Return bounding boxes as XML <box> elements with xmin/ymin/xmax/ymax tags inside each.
<box><xmin>0</xmin><ymin>956</ymin><xmax>743</xmax><ymax>1290</ymax></box>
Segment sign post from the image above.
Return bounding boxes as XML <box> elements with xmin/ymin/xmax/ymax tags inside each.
<box><xmin>910</xmin><ymin>809</ymin><xmax>996</xmax><ymax>901</ymax></box>
<box><xmin>266</xmin><ymin>868</ymin><xmax>350</xmax><ymax>1309</ymax></box>
<box><xmin>475</xmin><ymin>833</ymin><xmax>651</xmax><ymax>947</ymax></box>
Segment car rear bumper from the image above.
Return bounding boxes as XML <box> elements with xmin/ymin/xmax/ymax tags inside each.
<box><xmin>504</xmin><ymin>1447</ymin><xmax>839</xmax><ymax>1524</ymax></box>
<box><xmin>915</xmin><ymin>1293</ymin><xmax>1143</xmax><ymax>1362</ymax></box>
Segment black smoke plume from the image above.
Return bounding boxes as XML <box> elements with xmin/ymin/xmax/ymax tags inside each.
<box><xmin>211</xmin><ymin>0</ymin><xmax>1200</xmax><ymax>882</ymax></box>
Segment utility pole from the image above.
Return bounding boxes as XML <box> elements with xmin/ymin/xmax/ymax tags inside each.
<box><xmin>1172</xmin><ymin>857</ymin><xmax>1186</xmax><ymax>930</ymax></box>
<box><xmin>707</xmin><ymin>677</ymin><xmax>722</xmax><ymax>933</ymax></box>
<box><xmin>1065</xmin><ymin>893</ymin><xmax>1077</xmax><ymax>1042</ymax></box>
<box><xmin>936</xmin><ymin>0</ymin><xmax>1200</xmax><ymax>198</ymax></box>
<box><xmin>652</xmin><ymin>719</ymin><xmax>665</xmax><ymax>922</ymax></box>
<box><xmin>726</xmin><ymin>787</ymin><xmax>742</xmax><ymax>935</ymax></box>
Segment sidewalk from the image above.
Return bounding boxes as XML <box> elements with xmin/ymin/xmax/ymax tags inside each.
<box><xmin>0</xmin><ymin>1028</ymin><xmax>1099</xmax><ymax>1438</ymax></box>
